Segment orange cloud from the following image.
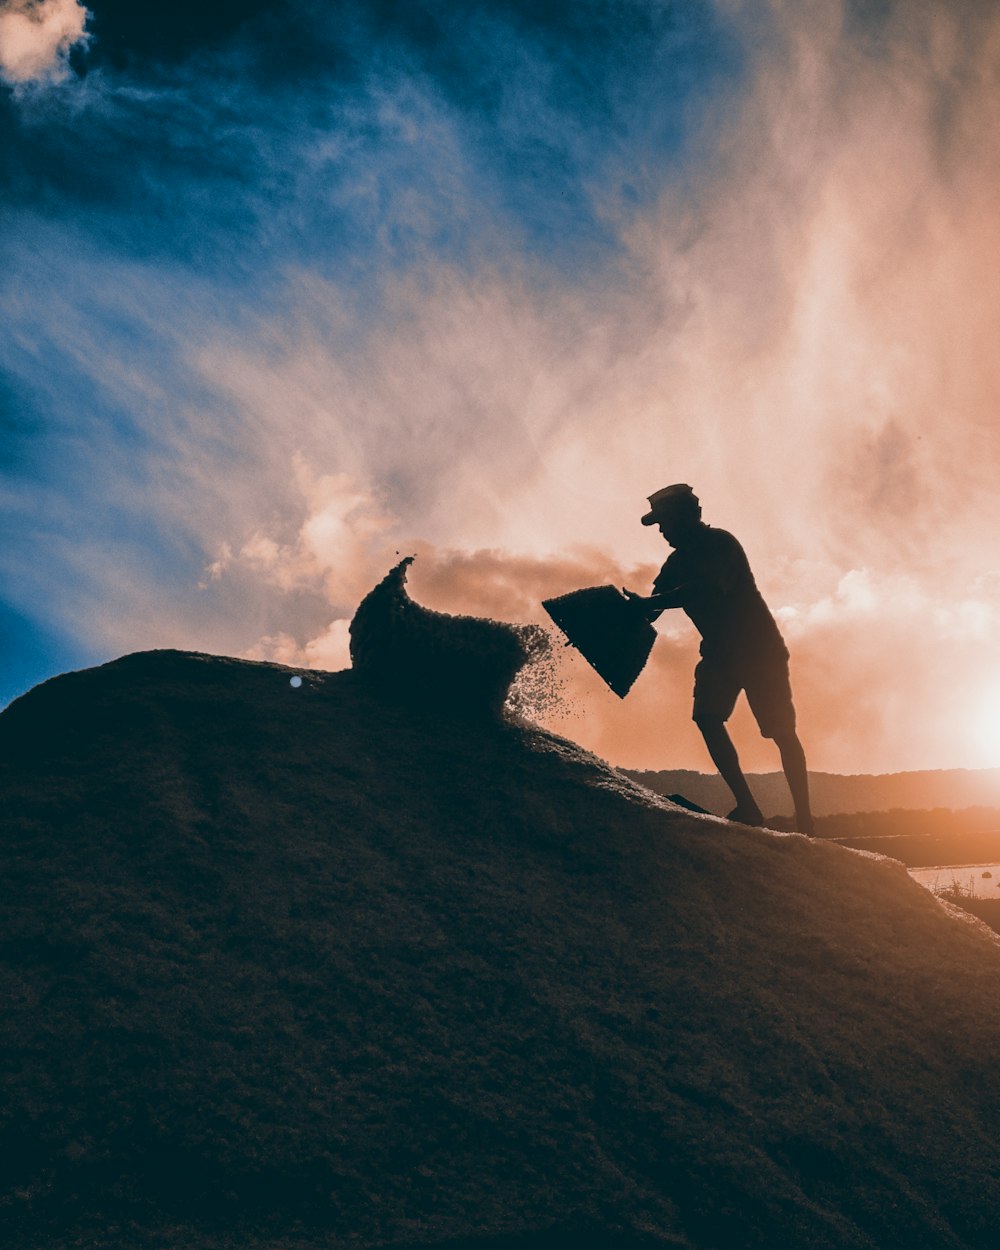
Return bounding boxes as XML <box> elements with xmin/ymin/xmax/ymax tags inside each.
<box><xmin>43</xmin><ymin>0</ymin><xmax>1000</xmax><ymax>779</ymax></box>
<box><xmin>0</xmin><ymin>0</ymin><xmax>89</xmax><ymax>86</ymax></box>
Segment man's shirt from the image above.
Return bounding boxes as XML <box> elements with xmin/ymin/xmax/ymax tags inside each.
<box><xmin>653</xmin><ymin>524</ymin><xmax>787</xmax><ymax>665</ymax></box>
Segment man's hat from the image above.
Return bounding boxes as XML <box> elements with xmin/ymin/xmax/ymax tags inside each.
<box><xmin>641</xmin><ymin>483</ymin><xmax>699</xmax><ymax>526</ymax></box>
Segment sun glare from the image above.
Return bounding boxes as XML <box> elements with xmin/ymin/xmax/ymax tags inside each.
<box><xmin>968</xmin><ymin>685</ymin><xmax>1000</xmax><ymax>768</ymax></box>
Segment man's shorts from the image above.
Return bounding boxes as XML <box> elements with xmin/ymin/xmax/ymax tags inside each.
<box><xmin>692</xmin><ymin>650</ymin><xmax>797</xmax><ymax>740</ymax></box>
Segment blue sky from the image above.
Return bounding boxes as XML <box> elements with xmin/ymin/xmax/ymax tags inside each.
<box><xmin>4</xmin><ymin>0</ymin><xmax>1000</xmax><ymax>774</ymax></box>
<box><xmin>1</xmin><ymin>0</ymin><xmax>737</xmax><ymax>692</ymax></box>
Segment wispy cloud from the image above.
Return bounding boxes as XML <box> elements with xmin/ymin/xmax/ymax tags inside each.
<box><xmin>3</xmin><ymin>1</ymin><xmax>1000</xmax><ymax>773</ymax></box>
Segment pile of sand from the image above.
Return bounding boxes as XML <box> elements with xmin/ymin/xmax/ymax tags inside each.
<box><xmin>2</xmin><ymin>583</ymin><xmax>1000</xmax><ymax>1248</ymax></box>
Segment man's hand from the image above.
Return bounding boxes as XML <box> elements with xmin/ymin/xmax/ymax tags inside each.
<box><xmin>623</xmin><ymin>585</ymin><xmax>685</xmax><ymax>619</ymax></box>
<box><xmin>623</xmin><ymin>588</ymin><xmax>657</xmax><ymax>620</ymax></box>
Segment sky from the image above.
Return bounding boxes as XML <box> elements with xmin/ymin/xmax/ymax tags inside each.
<box><xmin>2</xmin><ymin>0</ymin><xmax>1000</xmax><ymax>776</ymax></box>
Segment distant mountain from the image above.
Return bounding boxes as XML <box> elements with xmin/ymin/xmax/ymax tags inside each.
<box><xmin>3</xmin><ymin>565</ymin><xmax>1000</xmax><ymax>1248</ymax></box>
<box><xmin>625</xmin><ymin>766</ymin><xmax>1000</xmax><ymax>818</ymax></box>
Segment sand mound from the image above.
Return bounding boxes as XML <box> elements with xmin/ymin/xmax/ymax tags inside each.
<box><xmin>350</xmin><ymin>557</ymin><xmax>548</xmax><ymax>718</ymax></box>
<box><xmin>2</xmin><ymin>618</ymin><xmax>1000</xmax><ymax>1248</ymax></box>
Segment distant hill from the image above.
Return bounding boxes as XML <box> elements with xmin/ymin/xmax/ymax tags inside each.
<box><xmin>625</xmin><ymin>766</ymin><xmax>1000</xmax><ymax>818</ymax></box>
<box><xmin>3</xmin><ymin>570</ymin><xmax>1000</xmax><ymax>1249</ymax></box>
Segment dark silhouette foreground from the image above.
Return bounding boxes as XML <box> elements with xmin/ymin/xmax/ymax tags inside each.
<box><xmin>627</xmin><ymin>484</ymin><xmax>815</xmax><ymax>834</ymax></box>
<box><xmin>2</xmin><ymin>579</ymin><xmax>1000</xmax><ymax>1248</ymax></box>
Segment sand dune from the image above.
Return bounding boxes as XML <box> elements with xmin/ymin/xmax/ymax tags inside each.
<box><xmin>2</xmin><ymin>570</ymin><xmax>1000</xmax><ymax>1248</ymax></box>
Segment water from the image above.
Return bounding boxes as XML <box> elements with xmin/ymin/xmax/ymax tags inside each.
<box><xmin>909</xmin><ymin>863</ymin><xmax>1000</xmax><ymax>898</ymax></box>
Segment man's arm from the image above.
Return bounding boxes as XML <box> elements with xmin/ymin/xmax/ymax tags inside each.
<box><xmin>622</xmin><ymin>584</ymin><xmax>687</xmax><ymax>620</ymax></box>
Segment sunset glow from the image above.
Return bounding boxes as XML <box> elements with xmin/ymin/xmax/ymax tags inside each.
<box><xmin>3</xmin><ymin>1</ymin><xmax>1000</xmax><ymax>775</ymax></box>
<box><xmin>967</xmin><ymin>682</ymin><xmax>1000</xmax><ymax>770</ymax></box>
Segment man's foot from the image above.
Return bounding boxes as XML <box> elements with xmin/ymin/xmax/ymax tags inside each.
<box><xmin>727</xmin><ymin>804</ymin><xmax>765</xmax><ymax>827</ymax></box>
<box><xmin>666</xmin><ymin>793</ymin><xmax>714</xmax><ymax>815</ymax></box>
<box><xmin>766</xmin><ymin>814</ymin><xmax>816</xmax><ymax>836</ymax></box>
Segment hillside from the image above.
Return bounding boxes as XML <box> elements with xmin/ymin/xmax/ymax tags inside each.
<box><xmin>626</xmin><ymin>767</ymin><xmax>1000</xmax><ymax>819</ymax></box>
<box><xmin>3</xmin><ymin>569</ymin><xmax>1000</xmax><ymax>1248</ymax></box>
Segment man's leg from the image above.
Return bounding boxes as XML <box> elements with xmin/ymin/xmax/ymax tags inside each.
<box><xmin>745</xmin><ymin>657</ymin><xmax>815</xmax><ymax>836</ymax></box>
<box><xmin>775</xmin><ymin>730</ymin><xmax>815</xmax><ymax>836</ymax></box>
<box><xmin>695</xmin><ymin>715</ymin><xmax>764</xmax><ymax>826</ymax></box>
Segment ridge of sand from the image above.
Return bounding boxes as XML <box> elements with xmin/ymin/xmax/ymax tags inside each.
<box><xmin>2</xmin><ymin>596</ymin><xmax>1000</xmax><ymax>1248</ymax></box>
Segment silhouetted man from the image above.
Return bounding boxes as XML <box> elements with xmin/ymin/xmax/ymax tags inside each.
<box><xmin>625</xmin><ymin>484</ymin><xmax>814</xmax><ymax>835</ymax></box>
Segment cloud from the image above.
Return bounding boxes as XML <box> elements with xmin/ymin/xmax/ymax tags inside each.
<box><xmin>0</xmin><ymin>0</ymin><xmax>89</xmax><ymax>86</ymax></box>
<box><xmin>188</xmin><ymin>0</ymin><xmax>1000</xmax><ymax>599</ymax></box>
<box><xmin>4</xmin><ymin>1</ymin><xmax>1000</xmax><ymax>776</ymax></box>
<box><xmin>242</xmin><ymin>619</ymin><xmax>352</xmax><ymax>672</ymax></box>
<box><xmin>205</xmin><ymin>457</ymin><xmax>397</xmax><ymax>609</ymax></box>
<box><xmin>776</xmin><ymin>567</ymin><xmax>1000</xmax><ymax>774</ymax></box>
